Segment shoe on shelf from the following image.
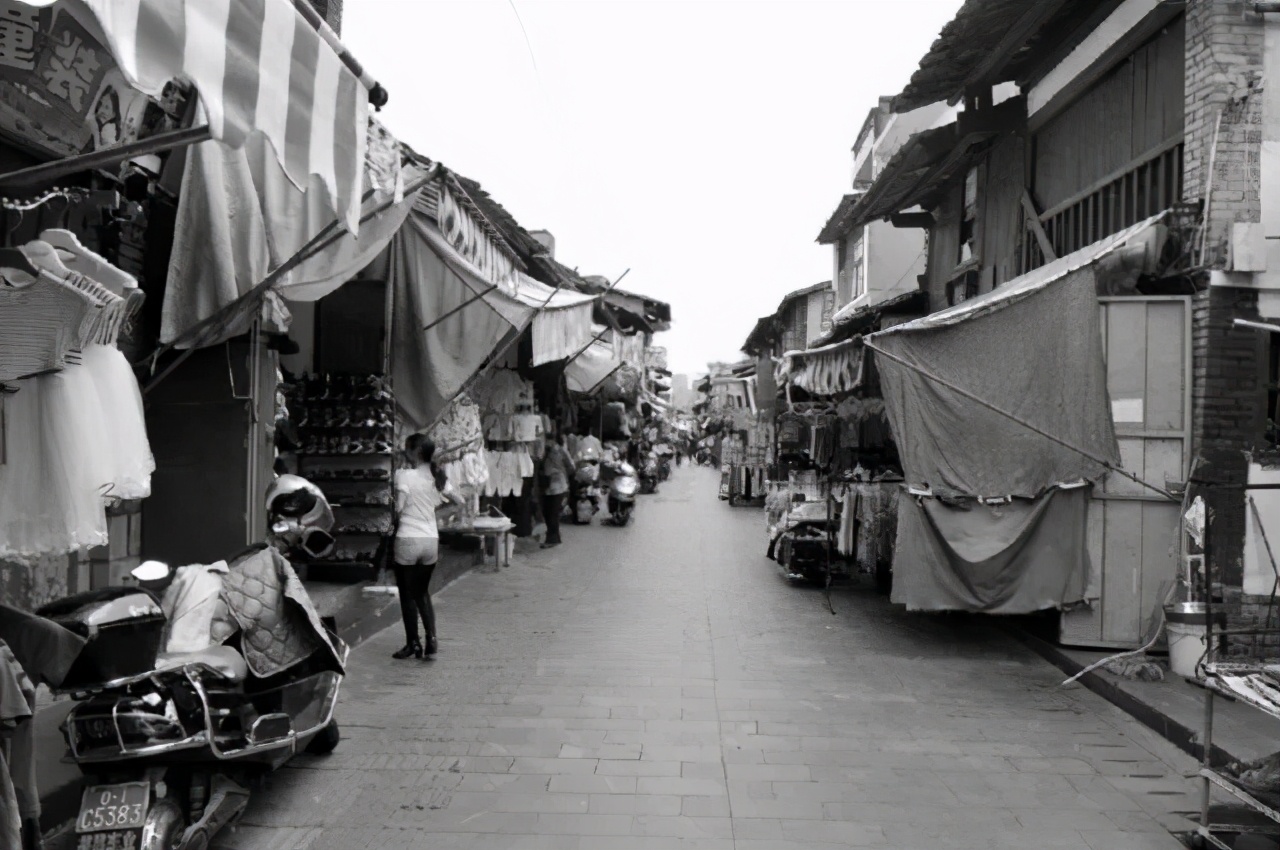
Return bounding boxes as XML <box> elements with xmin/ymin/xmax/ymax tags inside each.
<box><xmin>392</xmin><ymin>641</ymin><xmax>422</xmax><ymax>660</ymax></box>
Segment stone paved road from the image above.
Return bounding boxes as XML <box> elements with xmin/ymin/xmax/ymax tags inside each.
<box><xmin>220</xmin><ymin>466</ymin><xmax>1200</xmax><ymax>850</ymax></box>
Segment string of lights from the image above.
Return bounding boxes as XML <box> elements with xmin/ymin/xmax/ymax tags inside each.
<box><xmin>0</xmin><ymin>187</ymin><xmax>89</xmax><ymax>212</ymax></box>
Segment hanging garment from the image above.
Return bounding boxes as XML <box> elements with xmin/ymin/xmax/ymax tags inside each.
<box><xmin>0</xmin><ymin>370</ymin><xmax>110</xmax><ymax>560</ymax></box>
<box><xmin>426</xmin><ymin>394</ymin><xmax>484</xmax><ymax>463</ymax></box>
<box><xmin>0</xmin><ymin>642</ymin><xmax>35</xmax><ymax>833</ymax></box>
<box><xmin>837</xmin><ymin>487</ymin><xmax>857</xmax><ymax>557</ymax></box>
<box><xmin>512</xmin><ymin>413</ymin><xmax>541</xmax><ymax>443</ymax></box>
<box><xmin>81</xmin><ymin>344</ymin><xmax>155</xmax><ymax>500</ymax></box>
<box><xmin>484</xmin><ymin>413</ymin><xmax>514</xmax><ymax>442</ymax></box>
<box><xmin>0</xmin><ymin>643</ymin><xmax>28</xmax><ymax>850</ymax></box>
<box><xmin>0</xmin><ymin>270</ymin><xmax>96</xmax><ymax>382</ymax></box>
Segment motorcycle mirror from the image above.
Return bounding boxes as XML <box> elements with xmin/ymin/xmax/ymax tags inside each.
<box><xmin>131</xmin><ymin>560</ymin><xmax>170</xmax><ymax>583</ymax></box>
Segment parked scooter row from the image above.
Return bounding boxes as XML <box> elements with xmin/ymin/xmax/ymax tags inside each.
<box><xmin>32</xmin><ymin>476</ymin><xmax>347</xmax><ymax>850</ymax></box>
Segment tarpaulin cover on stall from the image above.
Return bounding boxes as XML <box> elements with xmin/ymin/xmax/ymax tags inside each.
<box><xmin>390</xmin><ymin>208</ymin><xmax>522</xmax><ymax>429</ymax></box>
<box><xmin>863</xmin><ymin>217</ymin><xmax>1169</xmax><ymax>499</ymax></box>
<box><xmin>891</xmin><ymin>486</ymin><xmax>1090</xmax><ymax>613</ymax></box>
<box><xmin>781</xmin><ymin>336</ymin><xmax>864</xmax><ymax>397</ymax></box>
<box><xmin>390</xmin><ymin>210</ymin><xmax>596</xmax><ymax>428</ymax></box>
<box><xmin>162</xmin><ymin>129</ymin><xmax>419</xmax><ymax>346</ymax></box>
<box><xmin>31</xmin><ymin>0</ymin><xmax>371</xmax><ymax>233</ymax></box>
<box><xmin>864</xmin><ymin>216</ymin><xmax>1166</xmax><ymax>613</ymax></box>
<box><xmin>565</xmin><ymin>330</ymin><xmax>622</xmax><ymax>394</ymax></box>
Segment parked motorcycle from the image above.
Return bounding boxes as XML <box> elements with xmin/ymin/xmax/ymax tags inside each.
<box><xmin>571</xmin><ymin>459</ymin><xmax>602</xmax><ymax>524</ymax></box>
<box><xmin>41</xmin><ymin>476</ymin><xmax>346</xmax><ymax>850</ymax></box>
<box><xmin>638</xmin><ymin>454</ymin><xmax>660</xmax><ymax>494</ymax></box>
<box><xmin>602</xmin><ymin>461</ymin><xmax>640</xmax><ymax>526</ymax></box>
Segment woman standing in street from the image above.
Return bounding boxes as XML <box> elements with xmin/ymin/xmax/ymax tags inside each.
<box><xmin>392</xmin><ymin>436</ymin><xmax>461</xmax><ymax>659</ymax></box>
<box><xmin>540</xmin><ymin>431</ymin><xmax>573</xmax><ymax>549</ymax></box>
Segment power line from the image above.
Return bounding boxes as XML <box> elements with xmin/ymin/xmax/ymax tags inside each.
<box><xmin>506</xmin><ymin>0</ymin><xmax>540</xmax><ymax>75</ymax></box>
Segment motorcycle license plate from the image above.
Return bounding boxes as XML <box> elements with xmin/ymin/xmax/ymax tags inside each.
<box><xmin>76</xmin><ymin>782</ymin><xmax>149</xmax><ymax>833</ymax></box>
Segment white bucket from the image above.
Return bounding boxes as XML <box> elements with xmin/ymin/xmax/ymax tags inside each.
<box><xmin>1166</xmin><ymin>619</ymin><xmax>1208</xmax><ymax>679</ymax></box>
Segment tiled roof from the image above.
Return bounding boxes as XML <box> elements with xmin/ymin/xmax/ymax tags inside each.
<box><xmin>892</xmin><ymin>0</ymin><xmax>1114</xmax><ymax>113</ymax></box>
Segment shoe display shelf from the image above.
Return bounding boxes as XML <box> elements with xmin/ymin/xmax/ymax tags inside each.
<box><xmin>285</xmin><ymin>373</ymin><xmax>396</xmax><ymax>583</ymax></box>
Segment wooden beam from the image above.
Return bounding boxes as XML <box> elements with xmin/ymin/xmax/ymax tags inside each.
<box><xmin>1022</xmin><ymin>189</ymin><xmax>1058</xmax><ymax>261</ymax></box>
<box><xmin>0</xmin><ymin>125</ymin><xmax>212</xmax><ymax>189</ymax></box>
<box><xmin>949</xmin><ymin>0</ymin><xmax>1071</xmax><ymax>105</ymax></box>
<box><xmin>890</xmin><ymin>212</ymin><xmax>935</xmax><ymax>229</ymax></box>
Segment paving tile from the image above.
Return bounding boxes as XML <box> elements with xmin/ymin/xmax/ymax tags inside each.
<box><xmin>218</xmin><ymin>470</ymin><xmax>1203</xmax><ymax>850</ymax></box>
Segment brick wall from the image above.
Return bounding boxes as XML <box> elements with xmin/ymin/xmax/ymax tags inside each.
<box><xmin>308</xmin><ymin>0</ymin><xmax>343</xmax><ymax>35</ymax></box>
<box><xmin>1184</xmin><ymin>0</ymin><xmax>1264</xmax><ymax>267</ymax></box>
<box><xmin>1192</xmin><ymin>286</ymin><xmax>1263</xmax><ymax>589</ymax></box>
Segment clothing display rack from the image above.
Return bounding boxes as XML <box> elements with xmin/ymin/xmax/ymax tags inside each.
<box><xmin>284</xmin><ymin>372</ymin><xmax>396</xmax><ymax>582</ymax></box>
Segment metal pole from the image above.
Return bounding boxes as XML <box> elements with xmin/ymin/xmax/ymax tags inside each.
<box><xmin>0</xmin><ymin>125</ymin><xmax>212</xmax><ymax>189</ymax></box>
<box><xmin>863</xmin><ymin>339</ymin><xmax>1176</xmax><ymax>501</ymax></box>
<box><xmin>289</xmin><ymin>0</ymin><xmax>389</xmax><ymax>106</ymax></box>
<box><xmin>421</xmin><ymin>282</ymin><xmax>500</xmax><ymax>331</ymax></box>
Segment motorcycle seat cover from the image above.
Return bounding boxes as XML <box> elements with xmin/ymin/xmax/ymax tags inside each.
<box><xmin>155</xmin><ymin>645</ymin><xmax>248</xmax><ymax>683</ymax></box>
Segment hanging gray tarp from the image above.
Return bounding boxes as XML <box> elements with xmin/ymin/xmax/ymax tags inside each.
<box><xmin>865</xmin><ymin>215</ymin><xmax>1166</xmax><ymax>499</ymax></box>
<box><xmin>891</xmin><ymin>486</ymin><xmax>1090</xmax><ymax>613</ymax></box>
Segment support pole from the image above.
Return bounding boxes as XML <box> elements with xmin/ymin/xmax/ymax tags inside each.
<box><xmin>0</xmin><ymin>125</ymin><xmax>212</xmax><ymax>189</ymax></box>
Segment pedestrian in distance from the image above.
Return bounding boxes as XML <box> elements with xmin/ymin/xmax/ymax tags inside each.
<box><xmin>540</xmin><ymin>429</ymin><xmax>574</xmax><ymax>548</ymax></box>
<box><xmin>391</xmin><ymin>436</ymin><xmax>463</xmax><ymax>659</ymax></box>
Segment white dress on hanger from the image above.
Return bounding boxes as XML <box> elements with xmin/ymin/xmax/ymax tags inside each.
<box><xmin>81</xmin><ymin>344</ymin><xmax>154</xmax><ymax>500</ymax></box>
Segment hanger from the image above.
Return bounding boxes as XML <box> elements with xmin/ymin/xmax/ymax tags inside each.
<box><xmin>40</xmin><ymin>228</ymin><xmax>138</xmax><ymax>294</ymax></box>
<box><xmin>0</xmin><ymin>248</ymin><xmax>38</xmax><ymax>281</ymax></box>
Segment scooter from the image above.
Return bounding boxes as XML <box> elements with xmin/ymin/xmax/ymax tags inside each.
<box><xmin>638</xmin><ymin>454</ymin><xmax>660</xmax><ymax>495</ymax></box>
<box><xmin>42</xmin><ymin>475</ymin><xmax>346</xmax><ymax>850</ymax></box>
<box><xmin>602</xmin><ymin>461</ymin><xmax>640</xmax><ymax>526</ymax></box>
<box><xmin>571</xmin><ymin>460</ymin><xmax>602</xmax><ymax>524</ymax></box>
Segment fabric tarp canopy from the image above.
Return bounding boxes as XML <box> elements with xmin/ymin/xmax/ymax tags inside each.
<box><xmin>515</xmin><ymin>276</ymin><xmax>596</xmax><ymax>366</ymax></box>
<box><xmin>565</xmin><ymin>329</ymin><xmax>622</xmax><ymax>394</ymax></box>
<box><xmin>390</xmin><ymin>210</ymin><xmax>595</xmax><ymax>429</ymax></box>
<box><xmin>162</xmin><ymin>128</ymin><xmax>418</xmax><ymax>346</ymax></box>
<box><xmin>35</xmin><ymin>0</ymin><xmax>371</xmax><ymax>232</ymax></box>
<box><xmin>891</xmin><ymin>486</ymin><xmax>1091</xmax><ymax>613</ymax></box>
<box><xmin>862</xmin><ymin>217</ymin><xmax>1169</xmax><ymax>500</ymax></box>
<box><xmin>780</xmin><ymin>336</ymin><xmax>864</xmax><ymax>397</ymax></box>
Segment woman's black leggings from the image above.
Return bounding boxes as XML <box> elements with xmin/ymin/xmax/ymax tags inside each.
<box><xmin>393</xmin><ymin>563</ymin><xmax>436</xmax><ymax>645</ymax></box>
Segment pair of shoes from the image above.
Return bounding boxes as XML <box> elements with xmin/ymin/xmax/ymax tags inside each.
<box><xmin>392</xmin><ymin>641</ymin><xmax>422</xmax><ymax>659</ymax></box>
<box><xmin>426</xmin><ymin>635</ymin><xmax>438</xmax><ymax>656</ymax></box>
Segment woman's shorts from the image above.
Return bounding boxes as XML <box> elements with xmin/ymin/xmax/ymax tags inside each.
<box><xmin>394</xmin><ymin>536</ymin><xmax>439</xmax><ymax>566</ymax></box>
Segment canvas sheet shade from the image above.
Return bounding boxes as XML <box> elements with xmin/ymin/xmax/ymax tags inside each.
<box><xmin>565</xmin><ymin>331</ymin><xmax>622</xmax><ymax>394</ymax></box>
<box><xmin>861</xmin><ymin>210</ymin><xmax>1161</xmax><ymax>500</ymax></box>
<box><xmin>389</xmin><ymin>211</ymin><xmax>595</xmax><ymax>430</ymax></box>
<box><xmin>29</xmin><ymin>0</ymin><xmax>370</xmax><ymax>232</ymax></box>
<box><xmin>891</xmin><ymin>486</ymin><xmax>1091</xmax><ymax>613</ymax></box>
<box><xmin>161</xmin><ymin>135</ymin><xmax>421</xmax><ymax>346</ymax></box>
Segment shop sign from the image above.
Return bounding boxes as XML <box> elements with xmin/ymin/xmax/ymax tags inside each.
<box><xmin>0</xmin><ymin>1</ymin><xmax>188</xmax><ymax>160</ymax></box>
<box><xmin>439</xmin><ymin>184</ymin><xmax>520</xmax><ymax>294</ymax></box>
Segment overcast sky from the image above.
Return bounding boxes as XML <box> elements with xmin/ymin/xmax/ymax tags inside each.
<box><xmin>343</xmin><ymin>0</ymin><xmax>963</xmax><ymax>376</ymax></box>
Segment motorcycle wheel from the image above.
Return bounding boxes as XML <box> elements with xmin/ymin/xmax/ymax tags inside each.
<box><xmin>306</xmin><ymin>720</ymin><xmax>340</xmax><ymax>755</ymax></box>
<box><xmin>140</xmin><ymin>798</ymin><xmax>186</xmax><ymax>850</ymax></box>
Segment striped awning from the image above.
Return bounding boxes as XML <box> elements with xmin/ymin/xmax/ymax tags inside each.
<box><xmin>32</xmin><ymin>0</ymin><xmax>370</xmax><ymax>232</ymax></box>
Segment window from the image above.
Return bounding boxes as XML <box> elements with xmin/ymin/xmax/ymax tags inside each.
<box><xmin>1265</xmin><ymin>333</ymin><xmax>1280</xmax><ymax>450</ymax></box>
<box><xmin>959</xmin><ymin>166</ymin><xmax>979</xmax><ymax>264</ymax></box>
<box><xmin>947</xmin><ymin>270</ymin><xmax>979</xmax><ymax>307</ymax></box>
<box><xmin>850</xmin><ymin>236</ymin><xmax>865</xmax><ymax>300</ymax></box>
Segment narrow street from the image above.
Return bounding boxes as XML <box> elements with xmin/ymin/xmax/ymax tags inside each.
<box><xmin>219</xmin><ymin>467</ymin><xmax>1200</xmax><ymax>850</ymax></box>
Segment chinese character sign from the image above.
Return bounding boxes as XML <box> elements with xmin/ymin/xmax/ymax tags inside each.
<box><xmin>0</xmin><ymin>1</ymin><xmax>188</xmax><ymax>159</ymax></box>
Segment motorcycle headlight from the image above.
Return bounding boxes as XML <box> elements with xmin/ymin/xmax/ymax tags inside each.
<box><xmin>615</xmin><ymin>477</ymin><xmax>638</xmax><ymax>496</ymax></box>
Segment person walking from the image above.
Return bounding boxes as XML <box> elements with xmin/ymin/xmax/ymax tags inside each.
<box><xmin>391</xmin><ymin>436</ymin><xmax>461</xmax><ymax>659</ymax></box>
<box><xmin>540</xmin><ymin>431</ymin><xmax>573</xmax><ymax>549</ymax></box>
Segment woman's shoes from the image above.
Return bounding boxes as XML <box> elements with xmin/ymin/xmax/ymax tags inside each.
<box><xmin>426</xmin><ymin>635</ymin><xmax>438</xmax><ymax>656</ymax></box>
<box><xmin>392</xmin><ymin>641</ymin><xmax>422</xmax><ymax>659</ymax></box>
